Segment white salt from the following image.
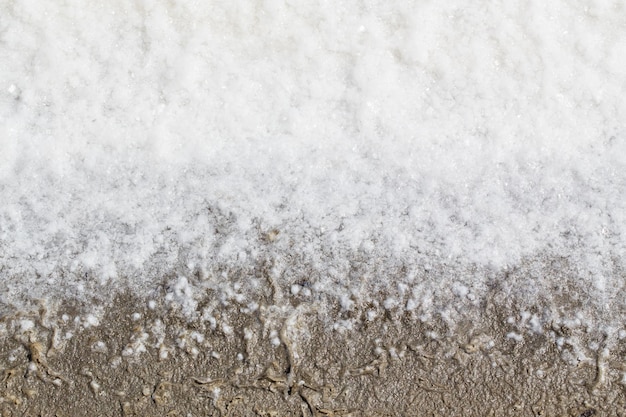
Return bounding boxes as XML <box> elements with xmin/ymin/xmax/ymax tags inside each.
<box><xmin>0</xmin><ymin>0</ymin><xmax>624</xmax><ymax>336</ymax></box>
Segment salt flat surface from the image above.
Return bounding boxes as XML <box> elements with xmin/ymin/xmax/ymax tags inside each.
<box><xmin>1</xmin><ymin>1</ymin><xmax>625</xmax><ymax>322</ymax></box>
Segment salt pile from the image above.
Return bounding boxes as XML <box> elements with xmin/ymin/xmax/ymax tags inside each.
<box><xmin>1</xmin><ymin>0</ymin><xmax>625</xmax><ymax>333</ymax></box>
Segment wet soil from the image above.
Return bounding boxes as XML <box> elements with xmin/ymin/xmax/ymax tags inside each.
<box><xmin>0</xmin><ymin>290</ymin><xmax>624</xmax><ymax>417</ymax></box>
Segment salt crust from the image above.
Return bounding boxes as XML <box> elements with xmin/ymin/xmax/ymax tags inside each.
<box><xmin>0</xmin><ymin>1</ymin><xmax>625</xmax><ymax>336</ymax></box>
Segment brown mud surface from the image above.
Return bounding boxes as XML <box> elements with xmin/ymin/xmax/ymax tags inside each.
<box><xmin>0</xmin><ymin>290</ymin><xmax>625</xmax><ymax>417</ymax></box>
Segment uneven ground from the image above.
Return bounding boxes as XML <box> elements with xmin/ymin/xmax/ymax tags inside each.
<box><xmin>1</xmin><ymin>281</ymin><xmax>624</xmax><ymax>417</ymax></box>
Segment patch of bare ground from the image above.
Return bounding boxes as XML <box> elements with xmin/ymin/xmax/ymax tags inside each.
<box><xmin>0</xmin><ymin>290</ymin><xmax>624</xmax><ymax>417</ymax></box>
